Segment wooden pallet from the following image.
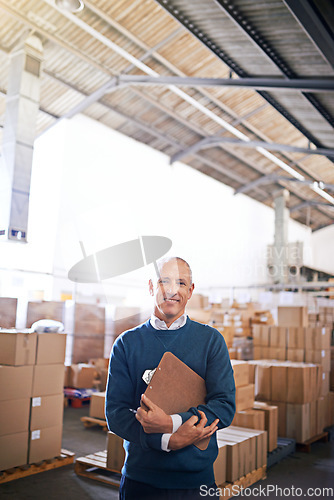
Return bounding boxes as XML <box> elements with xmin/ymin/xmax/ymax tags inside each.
<box><xmin>75</xmin><ymin>450</ymin><xmax>121</xmax><ymax>487</ymax></box>
<box><xmin>81</xmin><ymin>416</ymin><xmax>108</xmax><ymax>431</ymax></box>
<box><xmin>218</xmin><ymin>466</ymin><xmax>267</xmax><ymax>499</ymax></box>
<box><xmin>267</xmin><ymin>438</ymin><xmax>296</xmax><ymax>468</ymax></box>
<box><xmin>297</xmin><ymin>431</ymin><xmax>329</xmax><ymax>453</ymax></box>
<box><xmin>0</xmin><ymin>449</ymin><xmax>75</xmax><ymax>484</ymax></box>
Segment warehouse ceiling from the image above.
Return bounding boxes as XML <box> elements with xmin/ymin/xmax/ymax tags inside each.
<box><xmin>0</xmin><ymin>0</ymin><xmax>334</xmax><ymax>231</ymax></box>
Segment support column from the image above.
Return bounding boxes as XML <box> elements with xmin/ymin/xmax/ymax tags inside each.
<box><xmin>0</xmin><ymin>34</ymin><xmax>43</xmax><ymax>242</ymax></box>
<box><xmin>273</xmin><ymin>189</ymin><xmax>290</xmax><ymax>284</ymax></box>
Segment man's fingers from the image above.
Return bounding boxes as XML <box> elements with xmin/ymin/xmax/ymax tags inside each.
<box><xmin>141</xmin><ymin>393</ymin><xmax>156</xmax><ymax>411</ymax></box>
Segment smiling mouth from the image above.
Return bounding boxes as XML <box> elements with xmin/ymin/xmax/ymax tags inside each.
<box><xmin>164</xmin><ymin>298</ymin><xmax>179</xmax><ymax>303</ymax></box>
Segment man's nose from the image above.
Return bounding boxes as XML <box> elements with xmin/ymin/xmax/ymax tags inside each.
<box><xmin>165</xmin><ymin>283</ymin><xmax>178</xmax><ymax>295</ymax></box>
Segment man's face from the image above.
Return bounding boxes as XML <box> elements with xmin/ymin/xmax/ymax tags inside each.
<box><xmin>149</xmin><ymin>259</ymin><xmax>194</xmax><ymax>325</ymax></box>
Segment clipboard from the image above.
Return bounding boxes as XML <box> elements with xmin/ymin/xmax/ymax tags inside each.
<box><xmin>141</xmin><ymin>351</ymin><xmax>210</xmax><ymax>450</ymax></box>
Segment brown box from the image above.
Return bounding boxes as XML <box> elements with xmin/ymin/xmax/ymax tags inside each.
<box><xmin>28</xmin><ymin>425</ymin><xmax>62</xmax><ymax>463</ymax></box>
<box><xmin>255</xmin><ymin>364</ymin><xmax>271</xmax><ymax>401</ymax></box>
<box><xmin>0</xmin><ymin>432</ymin><xmax>28</xmax><ymax>470</ymax></box>
<box><xmin>320</xmin><ymin>371</ymin><xmax>330</xmax><ymax>397</ymax></box>
<box><xmin>253</xmin><ymin>401</ymin><xmax>278</xmax><ymax>452</ymax></box>
<box><xmin>222</xmin><ymin>429</ymin><xmax>254</xmax><ymax>475</ymax></box>
<box><xmin>287</xmin><ymin>348</ymin><xmax>304</xmax><ymax>362</ymax></box>
<box><xmin>30</xmin><ymin>394</ymin><xmax>64</xmax><ymax>430</ymax></box>
<box><xmin>213</xmin><ymin>442</ymin><xmax>227</xmax><ymax>486</ymax></box>
<box><xmin>235</xmin><ymin>384</ymin><xmax>255</xmax><ymax>412</ymax></box>
<box><xmin>269</xmin><ymin>326</ymin><xmax>287</xmax><ymax>348</ymax></box>
<box><xmin>0</xmin><ymin>298</ymin><xmax>18</xmax><ymax>328</ymax></box>
<box><xmin>89</xmin><ymin>392</ymin><xmax>106</xmax><ymax>420</ymax></box>
<box><xmin>0</xmin><ymin>332</ymin><xmax>37</xmax><ymax>366</ymax></box>
<box><xmin>287</xmin><ymin>327</ymin><xmax>304</xmax><ymax>349</ymax></box>
<box><xmin>106</xmin><ymin>431</ymin><xmax>125</xmax><ymax>472</ymax></box>
<box><xmin>32</xmin><ymin>365</ymin><xmax>65</xmax><ymax>397</ymax></box>
<box><xmin>286</xmin><ymin>403</ymin><xmax>311</xmax><ymax>443</ymax></box>
<box><xmin>328</xmin><ymin>392</ymin><xmax>334</xmax><ymax>426</ymax></box>
<box><xmin>287</xmin><ymin>365</ymin><xmax>312</xmax><ymax>404</ymax></box>
<box><xmin>232</xmin><ymin>408</ymin><xmax>265</xmax><ymax>431</ymax></box>
<box><xmin>216</xmin><ymin>438</ymin><xmax>239</xmax><ymax>482</ymax></box>
<box><xmin>305</xmin><ymin>327</ymin><xmax>331</xmax><ymax>350</ymax></box>
<box><xmin>35</xmin><ymin>333</ymin><xmax>66</xmax><ymax>365</ymax></box>
<box><xmin>68</xmin><ymin>364</ymin><xmax>97</xmax><ymax>389</ymax></box>
<box><xmin>273</xmin><ymin>401</ymin><xmax>287</xmax><ymax>437</ymax></box>
<box><xmin>26</xmin><ymin>301</ymin><xmax>64</xmax><ymax>328</ymax></box>
<box><xmin>0</xmin><ymin>399</ymin><xmax>30</xmax><ymax>436</ymax></box>
<box><xmin>253</xmin><ymin>347</ymin><xmax>262</xmax><ymax>360</ymax></box>
<box><xmin>277</xmin><ymin>307</ymin><xmax>308</xmax><ymax>327</ymax></box>
<box><xmin>316</xmin><ymin>397</ymin><xmax>327</xmax><ymax>435</ymax></box>
<box><xmin>271</xmin><ymin>365</ymin><xmax>287</xmax><ymax>402</ymax></box>
<box><xmin>231</xmin><ymin>360</ymin><xmax>249</xmax><ymax>387</ymax></box>
<box><xmin>0</xmin><ymin>365</ymin><xmax>33</xmax><ymax>401</ymax></box>
<box><xmin>310</xmin><ymin>401</ymin><xmax>317</xmax><ymax>438</ymax></box>
<box><xmin>267</xmin><ymin>347</ymin><xmax>286</xmax><ymax>361</ymax></box>
<box><xmin>305</xmin><ymin>350</ymin><xmax>331</xmax><ymax>372</ymax></box>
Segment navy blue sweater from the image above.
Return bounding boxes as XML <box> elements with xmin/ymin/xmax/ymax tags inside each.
<box><xmin>105</xmin><ymin>317</ymin><xmax>236</xmax><ymax>489</ymax></box>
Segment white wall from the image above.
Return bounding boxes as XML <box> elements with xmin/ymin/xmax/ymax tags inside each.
<box><xmin>1</xmin><ymin>113</ymin><xmax>332</xmax><ymax>309</ymax></box>
<box><xmin>311</xmin><ymin>225</ymin><xmax>334</xmax><ymax>274</ymax></box>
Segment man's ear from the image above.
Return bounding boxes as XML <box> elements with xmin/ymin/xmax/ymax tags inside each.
<box><xmin>148</xmin><ymin>279</ymin><xmax>154</xmax><ymax>296</ymax></box>
<box><xmin>188</xmin><ymin>283</ymin><xmax>195</xmax><ymax>300</ymax></box>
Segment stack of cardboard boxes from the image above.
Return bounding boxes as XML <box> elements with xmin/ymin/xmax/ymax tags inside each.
<box><xmin>0</xmin><ymin>331</ymin><xmax>66</xmax><ymax>470</ymax></box>
<box><xmin>248</xmin><ymin>359</ymin><xmax>334</xmax><ymax>443</ymax></box>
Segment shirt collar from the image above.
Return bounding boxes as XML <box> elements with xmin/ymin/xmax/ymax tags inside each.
<box><xmin>150</xmin><ymin>313</ymin><xmax>187</xmax><ymax>331</ymax></box>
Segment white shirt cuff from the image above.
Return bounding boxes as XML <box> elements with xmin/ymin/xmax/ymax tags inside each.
<box><xmin>161</xmin><ymin>414</ymin><xmax>183</xmax><ymax>452</ymax></box>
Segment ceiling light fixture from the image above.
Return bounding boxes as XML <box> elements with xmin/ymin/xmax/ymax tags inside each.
<box><xmin>55</xmin><ymin>0</ymin><xmax>84</xmax><ymax>13</ymax></box>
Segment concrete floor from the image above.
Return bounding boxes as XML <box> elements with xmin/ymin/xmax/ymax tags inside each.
<box><xmin>0</xmin><ymin>405</ymin><xmax>333</xmax><ymax>499</ymax></box>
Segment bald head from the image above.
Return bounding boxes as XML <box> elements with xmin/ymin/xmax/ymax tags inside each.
<box><xmin>155</xmin><ymin>256</ymin><xmax>193</xmax><ymax>284</ymax></box>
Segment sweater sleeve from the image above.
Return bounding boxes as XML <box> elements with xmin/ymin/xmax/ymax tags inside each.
<box><xmin>105</xmin><ymin>336</ymin><xmax>164</xmax><ymax>452</ymax></box>
<box><xmin>177</xmin><ymin>329</ymin><xmax>236</xmax><ymax>429</ymax></box>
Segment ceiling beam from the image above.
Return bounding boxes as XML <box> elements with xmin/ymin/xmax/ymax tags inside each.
<box><xmin>234</xmin><ymin>174</ymin><xmax>334</xmax><ymax>196</ymax></box>
<box><xmin>283</xmin><ymin>0</ymin><xmax>334</xmax><ymax>69</ymax></box>
<box><xmin>290</xmin><ymin>201</ymin><xmax>334</xmax><ymax>213</ymax></box>
<box><xmin>170</xmin><ymin>135</ymin><xmax>334</xmax><ymax>164</ymax></box>
<box><xmin>118</xmin><ymin>74</ymin><xmax>334</xmax><ymax>93</ymax></box>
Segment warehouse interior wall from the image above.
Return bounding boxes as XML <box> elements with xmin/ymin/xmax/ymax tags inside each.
<box><xmin>0</xmin><ymin>113</ymin><xmax>332</xmax><ymax>310</ymax></box>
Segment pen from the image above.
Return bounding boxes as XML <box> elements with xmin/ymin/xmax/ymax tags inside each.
<box><xmin>129</xmin><ymin>408</ymin><xmax>137</xmax><ymax>414</ymax></box>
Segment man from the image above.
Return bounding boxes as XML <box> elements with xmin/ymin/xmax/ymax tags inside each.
<box><xmin>105</xmin><ymin>257</ymin><xmax>235</xmax><ymax>499</ymax></box>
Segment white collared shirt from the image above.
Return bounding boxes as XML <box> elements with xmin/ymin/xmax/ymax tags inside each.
<box><xmin>149</xmin><ymin>312</ymin><xmax>186</xmax><ymax>451</ymax></box>
<box><xmin>150</xmin><ymin>312</ymin><xmax>187</xmax><ymax>331</ymax></box>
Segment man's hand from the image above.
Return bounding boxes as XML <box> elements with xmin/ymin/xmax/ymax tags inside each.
<box><xmin>135</xmin><ymin>394</ymin><xmax>173</xmax><ymax>434</ymax></box>
<box><xmin>168</xmin><ymin>410</ymin><xmax>219</xmax><ymax>450</ymax></box>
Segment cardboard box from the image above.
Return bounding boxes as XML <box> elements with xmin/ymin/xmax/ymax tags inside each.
<box><xmin>0</xmin><ymin>332</ymin><xmax>37</xmax><ymax>366</ymax></box>
<box><xmin>269</xmin><ymin>326</ymin><xmax>287</xmax><ymax>348</ymax></box>
<box><xmin>235</xmin><ymin>384</ymin><xmax>255</xmax><ymax>412</ymax></box>
<box><xmin>231</xmin><ymin>360</ymin><xmax>249</xmax><ymax>388</ymax></box>
<box><xmin>287</xmin><ymin>348</ymin><xmax>304</xmax><ymax>362</ymax></box>
<box><xmin>68</xmin><ymin>364</ymin><xmax>97</xmax><ymax>389</ymax></box>
<box><xmin>286</xmin><ymin>403</ymin><xmax>311</xmax><ymax>443</ymax></box>
<box><xmin>30</xmin><ymin>394</ymin><xmax>64</xmax><ymax>430</ymax></box>
<box><xmin>221</xmin><ymin>430</ymin><xmax>252</xmax><ymax>475</ymax></box>
<box><xmin>320</xmin><ymin>371</ymin><xmax>330</xmax><ymax>397</ymax></box>
<box><xmin>0</xmin><ymin>297</ymin><xmax>18</xmax><ymax>328</ymax></box>
<box><xmin>271</xmin><ymin>365</ymin><xmax>287</xmax><ymax>402</ymax></box>
<box><xmin>310</xmin><ymin>401</ymin><xmax>317</xmax><ymax>438</ymax></box>
<box><xmin>328</xmin><ymin>392</ymin><xmax>334</xmax><ymax>427</ymax></box>
<box><xmin>305</xmin><ymin>350</ymin><xmax>331</xmax><ymax>372</ymax></box>
<box><xmin>316</xmin><ymin>397</ymin><xmax>327</xmax><ymax>435</ymax></box>
<box><xmin>272</xmin><ymin>401</ymin><xmax>286</xmax><ymax>437</ymax></box>
<box><xmin>0</xmin><ymin>399</ymin><xmax>30</xmax><ymax>436</ymax></box>
<box><xmin>32</xmin><ymin>364</ymin><xmax>65</xmax><ymax>397</ymax></box>
<box><xmin>0</xmin><ymin>365</ymin><xmax>33</xmax><ymax>401</ymax></box>
<box><xmin>106</xmin><ymin>431</ymin><xmax>125</xmax><ymax>472</ymax></box>
<box><xmin>213</xmin><ymin>442</ymin><xmax>227</xmax><ymax>486</ymax></box>
<box><xmin>253</xmin><ymin>402</ymin><xmax>278</xmax><ymax>452</ymax></box>
<box><xmin>0</xmin><ymin>432</ymin><xmax>28</xmax><ymax>470</ymax></box>
<box><xmin>267</xmin><ymin>347</ymin><xmax>286</xmax><ymax>361</ymax></box>
<box><xmin>89</xmin><ymin>392</ymin><xmax>106</xmax><ymax>420</ymax></box>
<box><xmin>277</xmin><ymin>307</ymin><xmax>308</xmax><ymax>327</ymax></box>
<box><xmin>255</xmin><ymin>364</ymin><xmax>271</xmax><ymax>401</ymax></box>
<box><xmin>287</xmin><ymin>327</ymin><xmax>305</xmax><ymax>349</ymax></box>
<box><xmin>287</xmin><ymin>365</ymin><xmax>312</xmax><ymax>404</ymax></box>
<box><xmin>232</xmin><ymin>408</ymin><xmax>265</xmax><ymax>431</ymax></box>
<box><xmin>28</xmin><ymin>425</ymin><xmax>62</xmax><ymax>463</ymax></box>
<box><xmin>305</xmin><ymin>327</ymin><xmax>331</xmax><ymax>350</ymax></box>
<box><xmin>35</xmin><ymin>333</ymin><xmax>66</xmax><ymax>365</ymax></box>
